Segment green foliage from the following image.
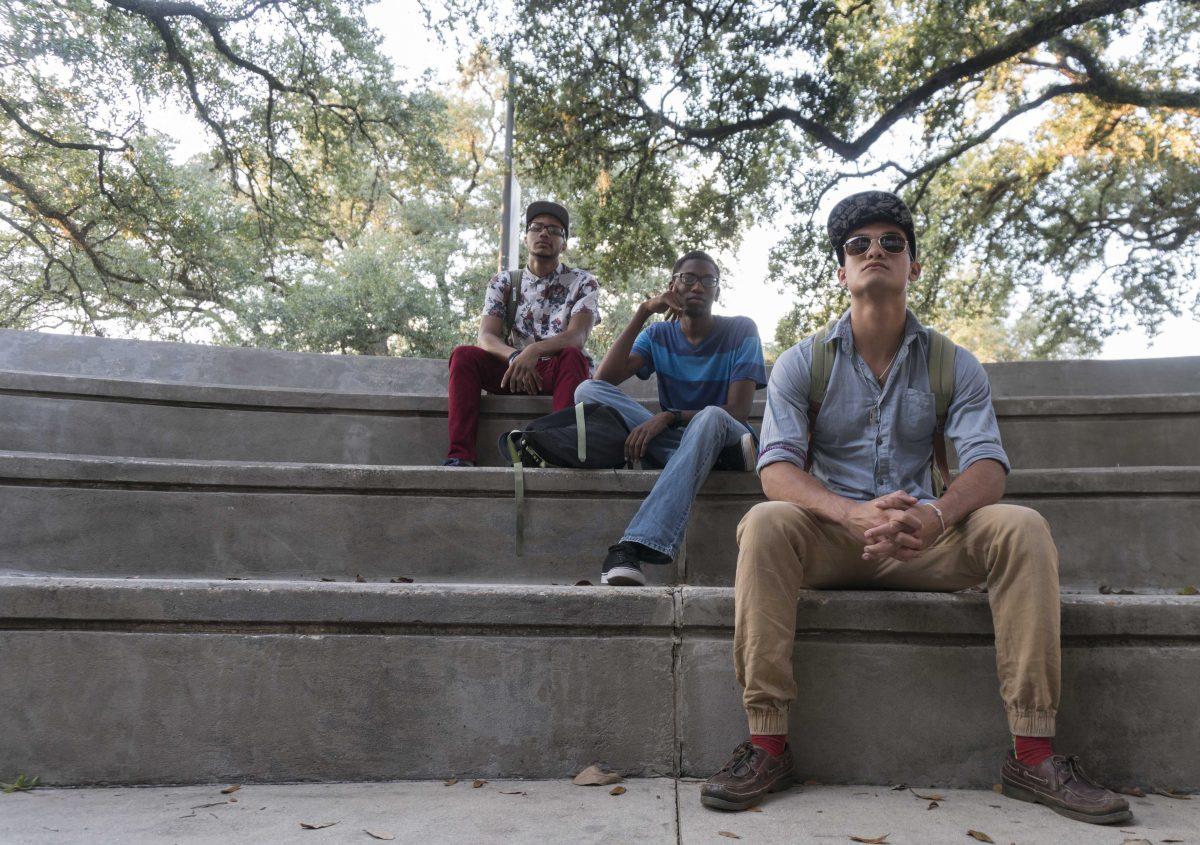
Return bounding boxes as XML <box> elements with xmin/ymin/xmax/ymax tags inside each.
<box><xmin>1</xmin><ymin>774</ymin><xmax>39</xmax><ymax>794</ymax></box>
<box><xmin>448</xmin><ymin>0</ymin><xmax>1200</xmax><ymax>358</ymax></box>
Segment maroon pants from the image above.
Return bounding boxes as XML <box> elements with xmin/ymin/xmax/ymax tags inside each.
<box><xmin>446</xmin><ymin>345</ymin><xmax>590</xmax><ymax>462</ymax></box>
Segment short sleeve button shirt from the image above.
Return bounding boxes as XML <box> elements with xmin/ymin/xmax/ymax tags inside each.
<box><xmin>482</xmin><ymin>263</ymin><xmax>601</xmax><ymax>351</ymax></box>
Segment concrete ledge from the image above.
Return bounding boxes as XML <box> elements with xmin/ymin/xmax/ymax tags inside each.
<box><xmin>2</xmin><ymin>578</ymin><xmax>1197</xmax><ymax>787</ymax></box>
<box><xmin>0</xmin><ymin>454</ymin><xmax>1195</xmax><ymax>590</ymax></box>
<box><xmin>5</xmin><ymin>328</ymin><xmax>1198</xmax><ymax>396</ymax></box>
<box><xmin>4</xmin><ymin>369</ymin><xmax>1197</xmax><ymax>468</ymax></box>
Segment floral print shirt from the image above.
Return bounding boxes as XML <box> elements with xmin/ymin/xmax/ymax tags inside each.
<box><xmin>482</xmin><ymin>263</ymin><xmax>602</xmax><ymax>351</ymax></box>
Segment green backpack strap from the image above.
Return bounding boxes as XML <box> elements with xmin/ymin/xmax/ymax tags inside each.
<box><xmin>926</xmin><ymin>328</ymin><xmax>957</xmax><ymax>496</ymax></box>
<box><xmin>503</xmin><ymin>268</ymin><xmax>521</xmax><ymax>343</ymax></box>
<box><xmin>804</xmin><ymin>320</ymin><xmax>839</xmax><ymax>470</ymax></box>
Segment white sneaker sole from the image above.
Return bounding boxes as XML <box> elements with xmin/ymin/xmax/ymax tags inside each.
<box><xmin>601</xmin><ymin>565</ymin><xmax>646</xmax><ymax>586</ymax></box>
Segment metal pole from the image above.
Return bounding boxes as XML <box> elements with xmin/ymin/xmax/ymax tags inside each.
<box><xmin>498</xmin><ymin>68</ymin><xmax>516</xmax><ymax>273</ymax></box>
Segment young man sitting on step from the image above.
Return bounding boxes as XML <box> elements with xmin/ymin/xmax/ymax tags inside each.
<box><xmin>575</xmin><ymin>250</ymin><xmax>766</xmax><ymax>586</ymax></box>
<box><xmin>700</xmin><ymin>191</ymin><xmax>1131</xmax><ymax>827</ymax></box>
<box><xmin>443</xmin><ymin>201</ymin><xmax>600</xmax><ymax>467</ymax></box>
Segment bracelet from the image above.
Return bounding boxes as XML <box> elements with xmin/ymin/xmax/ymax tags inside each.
<box><xmin>922</xmin><ymin>502</ymin><xmax>946</xmax><ymax>534</ymax></box>
<box><xmin>508</xmin><ymin>350</ymin><xmax>520</xmax><ymax>365</ymax></box>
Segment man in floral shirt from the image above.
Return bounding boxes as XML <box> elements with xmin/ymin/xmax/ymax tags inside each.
<box><xmin>443</xmin><ymin>201</ymin><xmax>601</xmax><ymax>466</ymax></box>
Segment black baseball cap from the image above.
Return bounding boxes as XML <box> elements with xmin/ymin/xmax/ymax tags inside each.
<box><xmin>827</xmin><ymin>190</ymin><xmax>917</xmax><ymax>265</ymax></box>
<box><xmin>525</xmin><ymin>201</ymin><xmax>569</xmax><ymax>237</ymax></box>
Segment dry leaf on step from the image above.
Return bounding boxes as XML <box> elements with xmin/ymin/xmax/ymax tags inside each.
<box><xmin>927</xmin><ymin>801</ymin><xmax>939</xmax><ymax>810</ymax></box>
<box><xmin>364</xmin><ymin>831</ymin><xmax>395</xmax><ymax>841</ymax></box>
<box><xmin>609</xmin><ymin>786</ymin><xmax>626</xmax><ymax>796</ymax></box>
<box><xmin>718</xmin><ymin>833</ymin><xmax>741</xmax><ymax>840</ymax></box>
<box><xmin>849</xmin><ymin>835</ymin><xmax>889</xmax><ymax>844</ymax></box>
<box><xmin>300</xmin><ymin>821</ymin><xmax>337</xmax><ymax>830</ymax></box>
<box><xmin>572</xmin><ymin>765</ymin><xmax>623</xmax><ymax>786</ymax></box>
<box><xmin>1155</xmin><ymin>787</ymin><xmax>1192</xmax><ymax>799</ymax></box>
<box><xmin>443</xmin><ymin>777</ymin><xmax>458</xmax><ymax>786</ymax></box>
<box><xmin>1115</xmin><ymin>785</ymin><xmax>1145</xmax><ymax>797</ymax></box>
<box><xmin>910</xmin><ymin>789</ymin><xmax>944</xmax><ymax>801</ymax></box>
<box><xmin>220</xmin><ymin>785</ymin><xmax>241</xmax><ymax>795</ymax></box>
<box><xmin>472</xmin><ymin>779</ymin><xmax>487</xmax><ymax>788</ymax></box>
<box><xmin>966</xmin><ymin>831</ymin><xmax>994</xmax><ymax>843</ymax></box>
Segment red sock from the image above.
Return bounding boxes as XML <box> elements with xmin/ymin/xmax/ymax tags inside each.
<box><xmin>1014</xmin><ymin>736</ymin><xmax>1054</xmax><ymax>767</ymax></box>
<box><xmin>751</xmin><ymin>734</ymin><xmax>787</xmax><ymax>757</ymax></box>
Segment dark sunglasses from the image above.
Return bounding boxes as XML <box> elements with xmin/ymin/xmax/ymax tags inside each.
<box><xmin>843</xmin><ymin>234</ymin><xmax>908</xmax><ymax>256</ymax></box>
<box><xmin>671</xmin><ymin>272</ymin><xmax>719</xmax><ymax>289</ymax></box>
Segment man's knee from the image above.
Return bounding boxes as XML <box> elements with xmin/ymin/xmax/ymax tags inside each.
<box><xmin>449</xmin><ymin>344</ymin><xmax>488</xmax><ymax>370</ymax></box>
<box><xmin>574</xmin><ymin>378</ymin><xmax>611</xmax><ymax>403</ymax></box>
<box><xmin>736</xmin><ymin>500</ymin><xmax>813</xmax><ymax>549</ymax></box>
<box><xmin>972</xmin><ymin>503</ymin><xmax>1058</xmax><ymax>570</ymax></box>
<box><xmin>690</xmin><ymin>404</ymin><xmax>736</xmax><ymax>432</ymax></box>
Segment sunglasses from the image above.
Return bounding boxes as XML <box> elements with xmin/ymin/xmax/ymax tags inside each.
<box><xmin>671</xmin><ymin>272</ymin><xmax>719</xmax><ymax>289</ymax></box>
<box><xmin>843</xmin><ymin>234</ymin><xmax>908</xmax><ymax>257</ymax></box>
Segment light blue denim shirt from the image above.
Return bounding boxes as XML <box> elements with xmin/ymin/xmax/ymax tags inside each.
<box><xmin>757</xmin><ymin>308</ymin><xmax>1010</xmax><ymax>503</ymax></box>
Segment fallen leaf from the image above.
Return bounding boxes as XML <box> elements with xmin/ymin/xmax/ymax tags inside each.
<box><xmin>1179</xmin><ymin>585</ymin><xmax>1199</xmax><ymax>596</ymax></box>
<box><xmin>220</xmin><ymin>785</ymin><xmax>241</xmax><ymax>795</ymax></box>
<box><xmin>1119</xmin><ymin>839</ymin><xmax>1152</xmax><ymax>845</ymax></box>
<box><xmin>472</xmin><ymin>779</ymin><xmax>487</xmax><ymax>788</ymax></box>
<box><xmin>1115</xmin><ymin>785</ymin><xmax>1146</xmax><ymax>797</ymax></box>
<box><xmin>849</xmin><ymin>836</ymin><xmax>889</xmax><ymax>844</ymax></box>
<box><xmin>390</xmin><ymin>576</ymin><xmax>413</xmax><ymax>584</ymax></box>
<box><xmin>364</xmin><ymin>831</ymin><xmax>395</xmax><ymax>841</ymax></box>
<box><xmin>319</xmin><ymin>578</ymin><xmax>335</xmax><ymax>582</ymax></box>
<box><xmin>718</xmin><ymin>833</ymin><xmax>741</xmax><ymax>840</ymax></box>
<box><xmin>499</xmin><ymin>790</ymin><xmax>526</xmax><ymax>796</ymax></box>
<box><xmin>748</xmin><ymin>806</ymin><xmax>762</xmax><ymax>813</ymax></box>
<box><xmin>966</xmin><ymin>831</ymin><xmax>994</xmax><ymax>843</ymax></box>
<box><xmin>355</xmin><ymin>574</ymin><xmax>366</xmax><ymax>583</ymax></box>
<box><xmin>1163</xmin><ymin>839</ymin><xmax>1185</xmax><ymax>843</ymax></box>
<box><xmin>1099</xmin><ymin>583</ymin><xmax>1112</xmax><ymax>594</ymax></box>
<box><xmin>911</xmin><ymin>789</ymin><xmax>945</xmax><ymax>801</ymax></box>
<box><xmin>443</xmin><ymin>777</ymin><xmax>458</xmax><ymax>786</ymax></box>
<box><xmin>573</xmin><ymin>580</ymin><xmax>593</xmax><ymax>586</ymax></box>
<box><xmin>610</xmin><ymin>786</ymin><xmax>626</xmax><ymax>796</ymax></box>
<box><xmin>927</xmin><ymin>801</ymin><xmax>939</xmax><ymax>810</ymax></box>
<box><xmin>889</xmin><ymin>784</ymin><xmax>908</xmax><ymax>791</ymax></box>
<box><xmin>300</xmin><ymin>821</ymin><xmax>337</xmax><ymax>830</ymax></box>
<box><xmin>992</xmin><ymin>784</ymin><xmax>1002</xmax><ymax>794</ymax></box>
<box><xmin>572</xmin><ymin>765</ymin><xmax>623</xmax><ymax>786</ymax></box>
<box><xmin>1156</xmin><ymin>787</ymin><xmax>1192</xmax><ymax>799</ymax></box>
<box><xmin>229</xmin><ymin>798</ymin><xmax>238</xmax><ymax>803</ymax></box>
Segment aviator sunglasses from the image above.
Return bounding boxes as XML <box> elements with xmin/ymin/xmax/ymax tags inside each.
<box><xmin>843</xmin><ymin>233</ymin><xmax>908</xmax><ymax>257</ymax></box>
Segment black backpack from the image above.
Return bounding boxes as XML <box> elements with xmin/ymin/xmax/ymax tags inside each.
<box><xmin>498</xmin><ymin>401</ymin><xmax>630</xmax><ymax>553</ymax></box>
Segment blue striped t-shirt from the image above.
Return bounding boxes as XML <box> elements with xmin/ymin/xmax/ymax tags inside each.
<box><xmin>632</xmin><ymin>316</ymin><xmax>767</xmax><ymax>411</ymax></box>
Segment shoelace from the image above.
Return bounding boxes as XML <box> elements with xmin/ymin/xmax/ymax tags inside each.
<box><xmin>1059</xmin><ymin>755</ymin><xmax>1102</xmax><ymax>789</ymax></box>
<box><xmin>718</xmin><ymin>742</ymin><xmax>758</xmax><ymax>777</ymax></box>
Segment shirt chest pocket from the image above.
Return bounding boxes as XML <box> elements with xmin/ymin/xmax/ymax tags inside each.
<box><xmin>898</xmin><ymin>388</ymin><xmax>936</xmax><ymax>443</ymax></box>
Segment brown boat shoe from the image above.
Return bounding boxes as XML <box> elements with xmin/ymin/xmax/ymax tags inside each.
<box><xmin>700</xmin><ymin>741</ymin><xmax>796</xmax><ymax>811</ymax></box>
<box><xmin>1001</xmin><ymin>752</ymin><xmax>1133</xmax><ymax>825</ymax></box>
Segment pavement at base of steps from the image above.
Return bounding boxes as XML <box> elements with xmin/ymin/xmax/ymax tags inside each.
<box><xmin>1</xmin><ymin>778</ymin><xmax>1195</xmax><ymax>845</ymax></box>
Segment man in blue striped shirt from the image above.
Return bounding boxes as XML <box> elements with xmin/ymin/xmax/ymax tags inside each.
<box><xmin>575</xmin><ymin>250</ymin><xmax>767</xmax><ymax>586</ymax></box>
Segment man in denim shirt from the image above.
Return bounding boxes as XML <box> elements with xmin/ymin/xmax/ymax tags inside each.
<box><xmin>701</xmin><ymin>192</ymin><xmax>1131</xmax><ymax>827</ymax></box>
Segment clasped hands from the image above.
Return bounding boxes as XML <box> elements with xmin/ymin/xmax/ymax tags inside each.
<box><xmin>500</xmin><ymin>346</ymin><xmax>543</xmax><ymax>395</ymax></box>
<box><xmin>847</xmin><ymin>490</ymin><xmax>944</xmax><ymax>562</ymax></box>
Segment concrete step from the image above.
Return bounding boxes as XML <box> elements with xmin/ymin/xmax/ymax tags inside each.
<box><xmin>2</xmin><ymin>576</ymin><xmax>1196</xmax><ymax>788</ymax></box>
<box><xmin>0</xmin><ymin>453</ymin><xmax>1195</xmax><ymax>591</ymax></box>
<box><xmin>4</xmin><ymin>327</ymin><xmax>1198</xmax><ymax>397</ymax></box>
<box><xmin>3</xmin><ymin>370</ymin><xmax>1197</xmax><ymax>468</ymax></box>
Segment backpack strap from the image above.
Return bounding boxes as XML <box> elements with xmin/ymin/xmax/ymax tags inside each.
<box><xmin>926</xmin><ymin>328</ymin><xmax>957</xmax><ymax>496</ymax></box>
<box><xmin>503</xmin><ymin>268</ymin><xmax>521</xmax><ymax>344</ymax></box>
<box><xmin>804</xmin><ymin>320</ymin><xmax>839</xmax><ymax>471</ymax></box>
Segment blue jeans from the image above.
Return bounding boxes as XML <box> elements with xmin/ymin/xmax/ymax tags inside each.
<box><xmin>574</xmin><ymin>379</ymin><xmax>752</xmax><ymax>560</ymax></box>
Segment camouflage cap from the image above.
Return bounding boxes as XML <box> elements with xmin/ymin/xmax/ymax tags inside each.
<box><xmin>827</xmin><ymin>190</ymin><xmax>916</xmax><ymax>264</ymax></box>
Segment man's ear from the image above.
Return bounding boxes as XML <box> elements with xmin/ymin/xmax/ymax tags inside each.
<box><xmin>713</xmin><ymin>284</ymin><xmax>720</xmax><ymax>303</ymax></box>
<box><xmin>836</xmin><ymin>265</ymin><xmax>847</xmax><ymax>288</ymax></box>
<box><xmin>909</xmin><ymin>259</ymin><xmax>921</xmax><ymax>281</ymax></box>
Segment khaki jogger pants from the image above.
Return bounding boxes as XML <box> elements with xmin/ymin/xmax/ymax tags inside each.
<box><xmin>734</xmin><ymin>502</ymin><xmax>1060</xmax><ymax>738</ymax></box>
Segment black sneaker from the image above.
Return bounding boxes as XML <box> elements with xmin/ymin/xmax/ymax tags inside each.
<box><xmin>602</xmin><ymin>543</ymin><xmax>646</xmax><ymax>586</ymax></box>
<box><xmin>714</xmin><ymin>432</ymin><xmax>757</xmax><ymax>472</ymax></box>
<box><xmin>441</xmin><ymin>458</ymin><xmax>476</xmax><ymax>467</ymax></box>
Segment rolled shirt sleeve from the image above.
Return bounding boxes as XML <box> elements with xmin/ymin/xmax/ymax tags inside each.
<box><xmin>568</xmin><ymin>270</ymin><xmax>602</xmax><ymax>327</ymax></box>
<box><xmin>945</xmin><ymin>346</ymin><xmax>1011</xmax><ymax>473</ymax></box>
<box><xmin>755</xmin><ymin>342</ymin><xmax>813</xmax><ymax>474</ymax></box>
